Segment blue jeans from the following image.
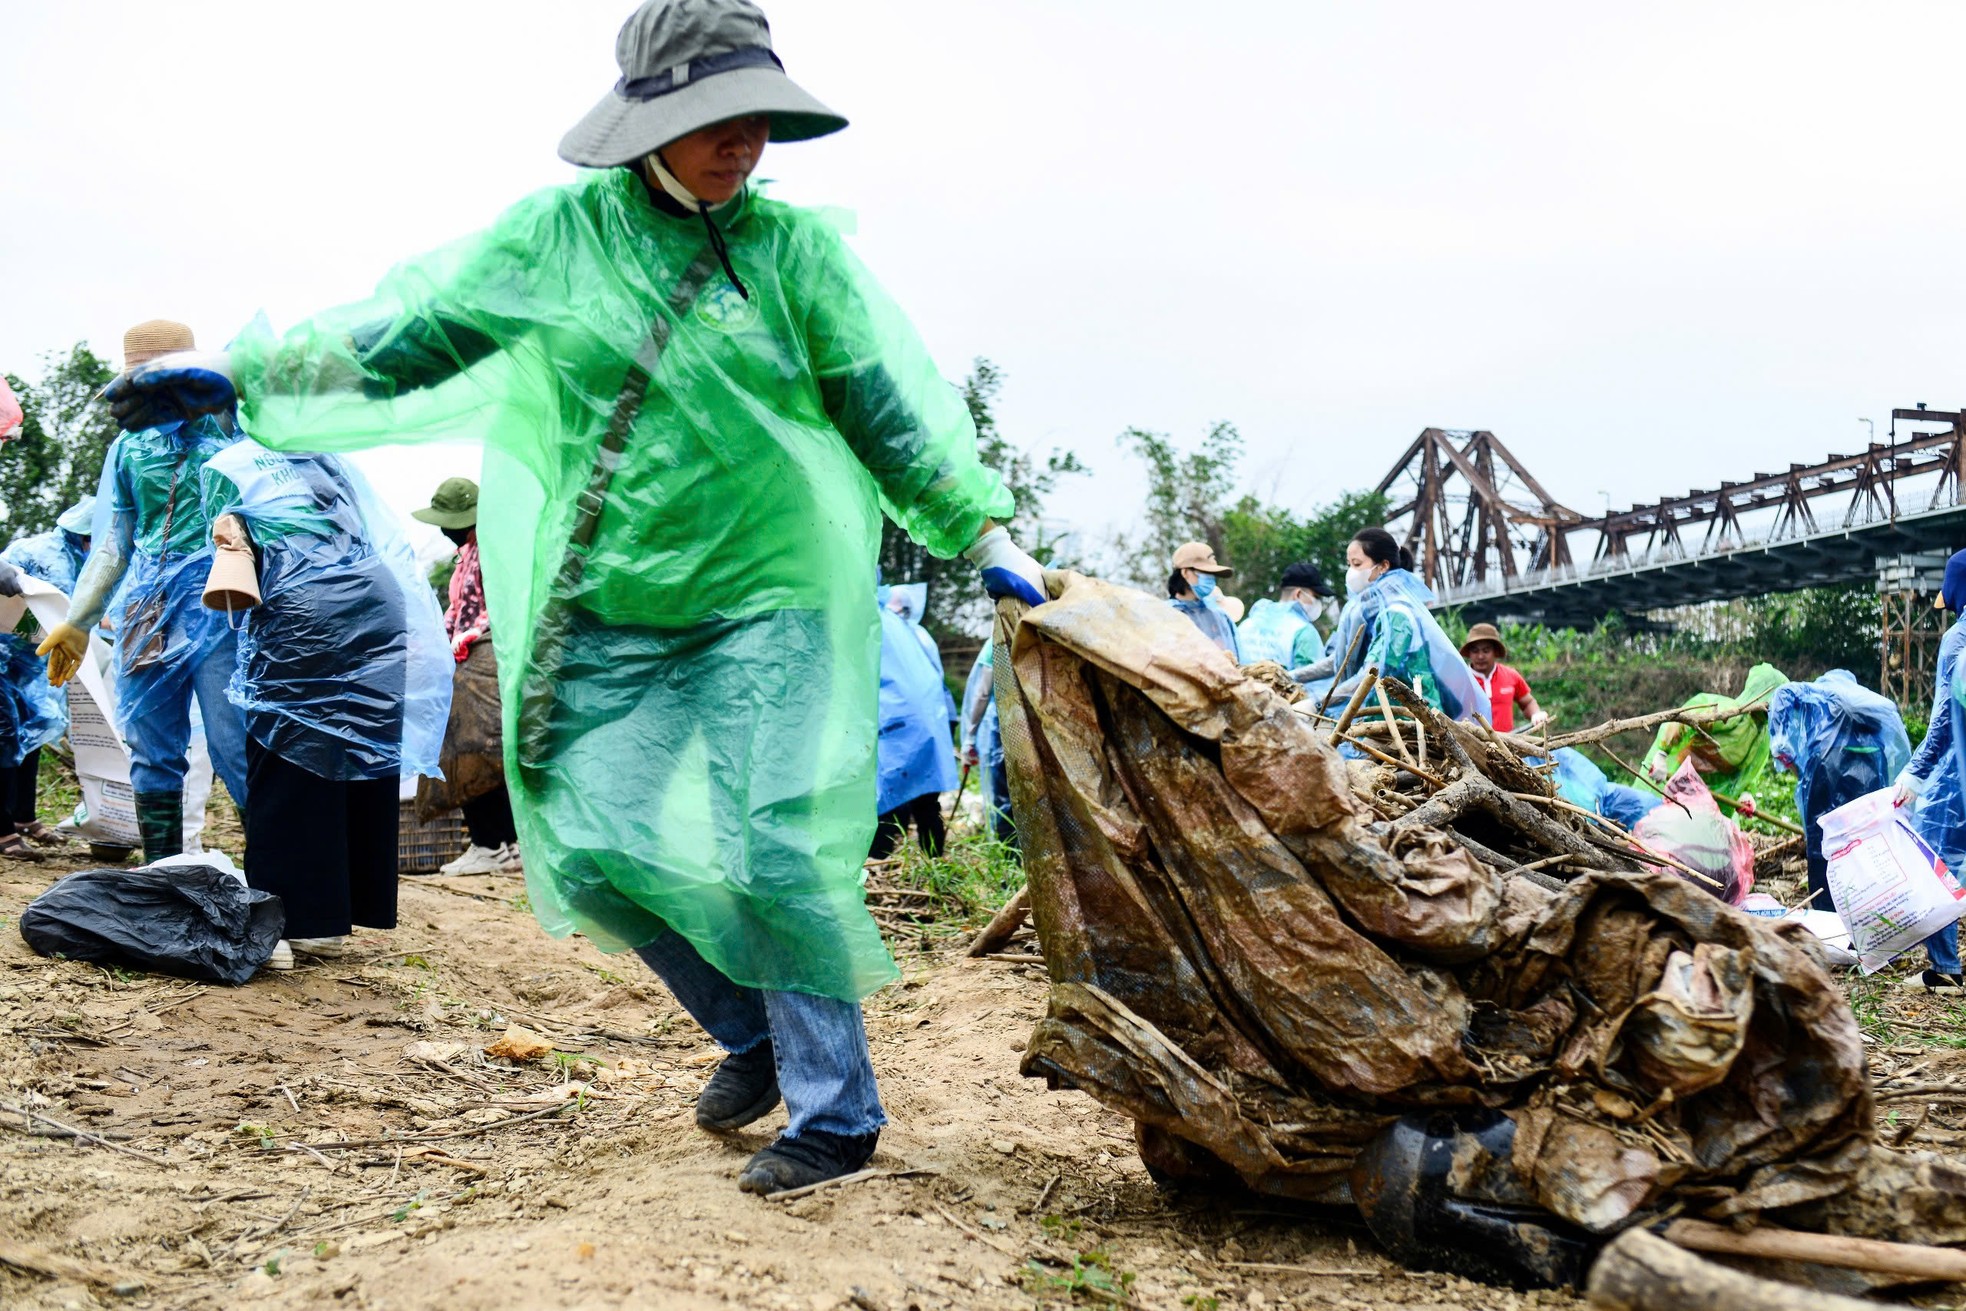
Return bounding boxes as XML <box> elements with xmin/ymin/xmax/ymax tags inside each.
<box><xmin>124</xmin><ymin>629</ymin><xmax>250</xmax><ymax>804</ymax></box>
<box><xmin>634</xmin><ymin>929</ymin><xmax>886</xmax><ymax>1140</ymax></box>
<box><xmin>1928</xmin><ymin>923</ymin><xmax>1961</xmax><ymax>975</ymax></box>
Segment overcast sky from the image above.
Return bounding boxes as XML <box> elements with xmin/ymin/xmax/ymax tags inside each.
<box><xmin>4</xmin><ymin>1</ymin><xmax>1964</xmax><ymax>557</ymax></box>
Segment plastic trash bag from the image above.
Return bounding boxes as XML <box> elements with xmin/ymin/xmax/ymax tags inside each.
<box><xmin>19</xmin><ymin>862</ymin><xmax>283</xmax><ymax>984</ymax></box>
<box><xmin>1819</xmin><ymin>788</ymin><xmax>1966</xmax><ymax>973</ymax></box>
<box><xmin>1549</xmin><ymin>748</ymin><xmax>1662</xmax><ymax>831</ymax></box>
<box><xmin>201</xmin><ymin>440</ymin><xmax>451</xmax><ymax>780</ymax></box>
<box><xmin>1631</xmin><ymin>759</ymin><xmax>1754</xmax><ymax>904</ymax></box>
<box><xmin>996</xmin><ymin>571</ymin><xmax>1873</xmax><ymax>1236</ymax></box>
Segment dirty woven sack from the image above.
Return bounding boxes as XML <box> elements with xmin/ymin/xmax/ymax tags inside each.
<box><xmin>19</xmin><ymin>864</ymin><xmax>285</xmax><ymax>985</ymax></box>
<box><xmin>992</xmin><ymin>571</ymin><xmax>1939</xmax><ymax>1263</ymax></box>
<box><xmin>417</xmin><ymin>639</ymin><xmax>504</xmax><ymax>819</ymax></box>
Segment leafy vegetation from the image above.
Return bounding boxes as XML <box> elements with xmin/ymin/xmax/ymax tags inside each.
<box><xmin>5</xmin><ymin>344</ymin><xmax>119</xmax><ymax>536</ymax></box>
<box><xmin>878</xmin><ymin>358</ymin><xmax>1087</xmax><ymax>639</ymax></box>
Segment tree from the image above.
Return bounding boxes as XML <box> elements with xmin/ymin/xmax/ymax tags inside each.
<box><xmin>1221</xmin><ymin>487</ymin><xmax>1391</xmax><ymax>601</ymax></box>
<box><xmin>4</xmin><ymin>344</ymin><xmax>119</xmax><ymax>539</ymax></box>
<box><xmin>1107</xmin><ymin>421</ymin><xmax>1243</xmax><ymax>588</ymax></box>
<box><xmin>878</xmin><ymin>358</ymin><xmax>1086</xmax><ymax>635</ymax></box>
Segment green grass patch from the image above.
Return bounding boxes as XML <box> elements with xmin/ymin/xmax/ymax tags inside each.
<box><xmin>877</xmin><ymin>827</ymin><xmax>1024</xmax><ymax>930</ymax></box>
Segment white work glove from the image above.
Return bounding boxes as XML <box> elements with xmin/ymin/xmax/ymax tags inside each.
<box><xmin>104</xmin><ymin>350</ymin><xmax>236</xmax><ymax>430</ymax></box>
<box><xmin>1529</xmin><ymin>709</ymin><xmax>1550</xmax><ymax>730</ymax></box>
<box><xmin>965</xmin><ymin>526</ymin><xmax>1046</xmax><ymax>607</ymax></box>
<box><xmin>1895</xmin><ymin>772</ymin><xmax>1928</xmax><ymax>808</ymax></box>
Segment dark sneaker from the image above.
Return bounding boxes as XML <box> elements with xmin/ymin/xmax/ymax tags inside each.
<box><xmin>737</xmin><ymin>1129</ymin><xmax>879</xmax><ymax>1196</ymax></box>
<box><xmin>696</xmin><ymin>1042</ymin><xmax>780</xmax><ymax>1131</ymax></box>
<box><xmin>1901</xmin><ymin>970</ymin><xmax>1965</xmax><ymax>992</ymax></box>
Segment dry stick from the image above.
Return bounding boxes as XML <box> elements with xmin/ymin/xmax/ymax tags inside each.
<box><xmin>1545</xmin><ymin>683</ymin><xmax>1779</xmax><ymax>752</ymax></box>
<box><xmin>1710</xmin><ymin>788</ymin><xmax>1807</xmax><ymax>836</ymax></box>
<box><xmin>765</xmin><ymin>1166</ymin><xmax>938</xmax><ymax>1204</ymax></box>
<box><xmin>0</xmin><ymin>1101</ymin><xmax>172</xmax><ymax>1167</ymax></box>
<box><xmin>1592</xmin><ymin>1227</ymin><xmax>1876</xmax><ymax>1311</ymax></box>
<box><xmin>0</xmin><ymin>1239</ymin><xmax>135</xmax><ymax>1291</ymax></box>
<box><xmin>967</xmin><ymin>884</ymin><xmax>1031</xmax><ymax>958</ymax></box>
<box><xmin>1328</xmin><ymin>666</ymin><xmax>1380</xmax><ymax>746</ymax></box>
<box><xmin>1873</xmin><ymin>1084</ymin><xmax>1966</xmax><ymax>1102</ymax></box>
<box><xmin>288</xmin><ymin>1099</ymin><xmax>574</xmax><ymax>1152</ymax></box>
<box><xmin>1337</xmin><ymin>731</ymin><xmax>1448</xmax><ymax>787</ymax></box>
<box><xmin>1664</xmin><ymin>1217</ymin><xmax>1966</xmax><ymax>1282</ymax></box>
<box><xmin>1221</xmin><ymin>1261</ymin><xmax>1381</xmax><ymax>1277</ymax></box>
<box><xmin>1372</xmin><ymin>679</ymin><xmax>1420</xmax><ymax>771</ymax></box>
<box><xmin>1317</xmin><ymin>624</ymin><xmax>1370</xmax><ymax>716</ymax></box>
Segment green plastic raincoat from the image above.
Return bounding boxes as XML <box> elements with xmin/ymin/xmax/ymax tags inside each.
<box><xmin>1635</xmin><ymin>662</ymin><xmax>1788</xmax><ymax>804</ymax></box>
<box><xmin>230</xmin><ymin>169</ymin><xmax>1013</xmax><ymax>999</ymax></box>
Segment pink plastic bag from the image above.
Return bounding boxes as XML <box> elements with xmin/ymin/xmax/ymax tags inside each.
<box><xmin>1632</xmin><ymin>759</ymin><xmax>1755</xmax><ymax>904</ymax></box>
<box><xmin>0</xmin><ymin>377</ymin><xmax>21</xmax><ymax>439</ymax></box>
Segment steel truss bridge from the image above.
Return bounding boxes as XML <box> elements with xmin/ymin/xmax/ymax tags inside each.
<box><xmin>1376</xmin><ymin>408</ymin><xmax>1966</xmax><ymax>629</ymax></box>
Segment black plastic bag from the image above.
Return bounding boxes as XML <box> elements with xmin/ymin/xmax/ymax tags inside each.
<box><xmin>19</xmin><ymin>864</ymin><xmax>285</xmax><ymax>985</ymax></box>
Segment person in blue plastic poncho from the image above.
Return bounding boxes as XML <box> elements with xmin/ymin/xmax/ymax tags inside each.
<box><xmin>0</xmin><ymin>497</ymin><xmax>95</xmax><ymax>859</ymax></box>
<box><xmin>869</xmin><ymin>585</ymin><xmax>958</xmax><ymax>860</ymax></box>
<box><xmin>1237</xmin><ymin>560</ymin><xmax>1333</xmax><ymax>669</ymax></box>
<box><xmin>200</xmin><ymin>441</ymin><xmax>451</xmax><ymax>971</ymax></box>
<box><xmin>1894</xmin><ymin>550</ymin><xmax>1966</xmax><ymax>990</ymax></box>
<box><xmin>1167</xmin><ymin>541</ymin><xmax>1241</xmax><ymax>659</ymax></box>
<box><xmin>885</xmin><ymin>582</ymin><xmax>957</xmax><ymax>732</ymax></box>
<box><xmin>36</xmin><ymin>320</ymin><xmax>251</xmax><ymax>864</ymax></box>
<box><xmin>1769</xmin><ymin>668</ymin><xmax>1911</xmax><ymax>911</ymax></box>
<box><xmin>960</xmin><ymin>639</ymin><xmax>1014</xmax><ymax>845</ymax></box>
<box><xmin>102</xmin><ymin>0</ymin><xmax>1045</xmax><ymax>1195</ymax></box>
<box><xmin>1308</xmin><ymin>527</ymin><xmax>1485</xmax><ymax>723</ymax></box>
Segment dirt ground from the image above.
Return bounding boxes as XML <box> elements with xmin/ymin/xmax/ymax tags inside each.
<box><xmin>4</xmin><ymin>827</ymin><xmax>1964</xmax><ymax>1311</ymax></box>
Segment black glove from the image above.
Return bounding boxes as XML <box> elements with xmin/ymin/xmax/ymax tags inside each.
<box><xmin>102</xmin><ymin>354</ymin><xmax>236</xmax><ymax>433</ymax></box>
<box><xmin>0</xmin><ymin>560</ymin><xmax>22</xmax><ymax>598</ymax></box>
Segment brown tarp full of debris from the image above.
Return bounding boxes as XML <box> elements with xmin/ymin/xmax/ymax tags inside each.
<box><xmin>993</xmin><ymin>571</ymin><xmax>1903</xmax><ymax>1236</ymax></box>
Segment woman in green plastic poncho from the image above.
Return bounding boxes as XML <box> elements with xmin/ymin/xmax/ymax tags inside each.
<box><xmin>106</xmin><ymin>0</ymin><xmax>1047</xmax><ymax>1196</ymax></box>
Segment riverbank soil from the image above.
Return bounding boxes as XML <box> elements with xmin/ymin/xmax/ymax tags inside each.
<box><xmin>0</xmin><ymin>824</ymin><xmax>1954</xmax><ymax>1310</ymax></box>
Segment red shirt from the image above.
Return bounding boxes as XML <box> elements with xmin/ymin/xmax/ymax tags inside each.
<box><xmin>1474</xmin><ymin>664</ymin><xmax>1531</xmax><ymax>731</ymax></box>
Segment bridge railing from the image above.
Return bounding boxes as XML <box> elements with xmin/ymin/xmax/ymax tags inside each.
<box><xmin>1430</xmin><ymin>477</ymin><xmax>1965</xmax><ymax>608</ymax></box>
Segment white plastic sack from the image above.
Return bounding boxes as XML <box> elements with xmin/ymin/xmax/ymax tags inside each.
<box><xmin>1819</xmin><ymin>788</ymin><xmax>1966</xmax><ymax>973</ymax></box>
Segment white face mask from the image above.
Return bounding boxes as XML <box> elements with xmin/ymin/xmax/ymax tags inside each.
<box><xmin>1344</xmin><ymin>565</ymin><xmax>1373</xmax><ymax>598</ymax></box>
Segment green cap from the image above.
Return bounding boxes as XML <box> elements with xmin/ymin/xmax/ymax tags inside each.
<box><xmin>412</xmin><ymin>477</ymin><xmax>479</xmax><ymax>529</ymax></box>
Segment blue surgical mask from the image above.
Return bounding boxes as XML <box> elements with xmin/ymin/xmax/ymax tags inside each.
<box><xmin>1192</xmin><ymin>572</ymin><xmax>1217</xmax><ymax>599</ymax></box>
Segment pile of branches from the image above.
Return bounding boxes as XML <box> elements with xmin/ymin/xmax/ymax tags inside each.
<box><xmin>1296</xmin><ymin>663</ymin><xmax>1747</xmax><ymax>897</ymax></box>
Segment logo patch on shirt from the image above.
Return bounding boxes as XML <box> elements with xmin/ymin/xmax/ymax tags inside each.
<box><xmin>694</xmin><ymin>281</ymin><xmax>760</xmax><ymax>333</ymax></box>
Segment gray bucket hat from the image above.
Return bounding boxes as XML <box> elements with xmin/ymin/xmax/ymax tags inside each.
<box><xmin>559</xmin><ymin>0</ymin><xmax>846</xmax><ymax>168</ymax></box>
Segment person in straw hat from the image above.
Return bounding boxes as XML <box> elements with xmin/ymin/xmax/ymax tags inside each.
<box><xmin>1458</xmin><ymin>621</ymin><xmax>1547</xmax><ymax>733</ymax></box>
<box><xmin>106</xmin><ymin>0</ymin><xmax>1046</xmax><ymax>1194</ymax></box>
<box><xmin>197</xmin><ymin>441</ymin><xmax>450</xmax><ymax>972</ymax></box>
<box><xmin>38</xmin><ymin>320</ymin><xmax>252</xmax><ymax>863</ymax></box>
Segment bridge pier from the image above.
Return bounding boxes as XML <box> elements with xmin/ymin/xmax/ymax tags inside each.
<box><xmin>1878</xmin><ymin>552</ymin><xmax>1951</xmax><ymax>711</ymax></box>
